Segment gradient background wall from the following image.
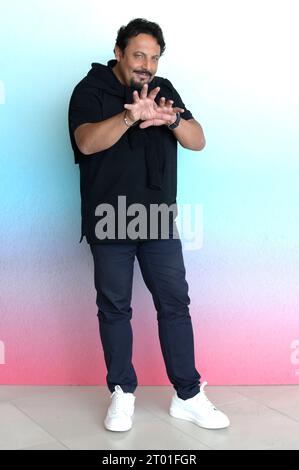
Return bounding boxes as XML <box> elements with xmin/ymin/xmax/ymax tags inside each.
<box><xmin>1</xmin><ymin>0</ymin><xmax>299</xmax><ymax>385</ymax></box>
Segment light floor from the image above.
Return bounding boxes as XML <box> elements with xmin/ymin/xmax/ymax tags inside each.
<box><xmin>0</xmin><ymin>385</ymin><xmax>299</xmax><ymax>450</ymax></box>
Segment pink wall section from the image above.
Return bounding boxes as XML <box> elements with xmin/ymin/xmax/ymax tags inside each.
<box><xmin>1</xmin><ymin>257</ymin><xmax>298</xmax><ymax>385</ymax></box>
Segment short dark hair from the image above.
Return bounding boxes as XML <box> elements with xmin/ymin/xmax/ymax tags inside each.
<box><xmin>114</xmin><ymin>18</ymin><xmax>166</xmax><ymax>56</ymax></box>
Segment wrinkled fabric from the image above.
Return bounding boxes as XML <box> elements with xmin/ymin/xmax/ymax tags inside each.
<box><xmin>68</xmin><ymin>59</ymin><xmax>194</xmax><ymax>244</ymax></box>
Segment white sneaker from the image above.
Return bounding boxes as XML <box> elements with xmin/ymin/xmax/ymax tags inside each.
<box><xmin>169</xmin><ymin>381</ymin><xmax>230</xmax><ymax>429</ymax></box>
<box><xmin>104</xmin><ymin>385</ymin><xmax>136</xmax><ymax>432</ymax></box>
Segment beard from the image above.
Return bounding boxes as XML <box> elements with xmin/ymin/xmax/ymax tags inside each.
<box><xmin>129</xmin><ymin>79</ymin><xmax>143</xmax><ymax>91</ymax></box>
<box><xmin>129</xmin><ymin>74</ymin><xmax>152</xmax><ymax>91</ymax></box>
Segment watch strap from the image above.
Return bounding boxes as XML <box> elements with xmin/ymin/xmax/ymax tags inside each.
<box><xmin>168</xmin><ymin>112</ymin><xmax>181</xmax><ymax>130</ymax></box>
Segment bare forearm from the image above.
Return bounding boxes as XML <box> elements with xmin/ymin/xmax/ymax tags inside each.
<box><xmin>74</xmin><ymin>110</ymin><xmax>130</xmax><ymax>155</ymax></box>
<box><xmin>171</xmin><ymin>118</ymin><xmax>206</xmax><ymax>151</ymax></box>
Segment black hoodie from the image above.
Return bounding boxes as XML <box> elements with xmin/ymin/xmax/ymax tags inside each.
<box><xmin>68</xmin><ymin>59</ymin><xmax>194</xmax><ymax>244</ymax></box>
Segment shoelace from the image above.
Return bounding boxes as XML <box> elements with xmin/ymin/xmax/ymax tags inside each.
<box><xmin>196</xmin><ymin>381</ymin><xmax>217</xmax><ymax>411</ymax></box>
<box><xmin>110</xmin><ymin>386</ymin><xmax>133</xmax><ymax>415</ymax></box>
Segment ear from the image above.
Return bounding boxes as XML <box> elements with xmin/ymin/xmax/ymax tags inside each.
<box><xmin>114</xmin><ymin>45</ymin><xmax>122</xmax><ymax>62</ymax></box>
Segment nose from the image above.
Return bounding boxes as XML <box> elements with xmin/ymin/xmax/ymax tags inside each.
<box><xmin>142</xmin><ymin>58</ymin><xmax>151</xmax><ymax>73</ymax></box>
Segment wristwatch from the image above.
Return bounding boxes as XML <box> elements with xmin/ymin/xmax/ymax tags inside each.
<box><xmin>168</xmin><ymin>112</ymin><xmax>181</xmax><ymax>130</ymax></box>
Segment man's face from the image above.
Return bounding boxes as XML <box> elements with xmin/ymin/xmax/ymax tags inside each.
<box><xmin>114</xmin><ymin>33</ymin><xmax>161</xmax><ymax>90</ymax></box>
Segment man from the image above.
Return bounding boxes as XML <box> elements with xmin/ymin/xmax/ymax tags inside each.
<box><xmin>68</xmin><ymin>18</ymin><xmax>230</xmax><ymax>432</ymax></box>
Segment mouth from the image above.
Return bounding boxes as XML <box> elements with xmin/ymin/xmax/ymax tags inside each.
<box><xmin>135</xmin><ymin>72</ymin><xmax>150</xmax><ymax>79</ymax></box>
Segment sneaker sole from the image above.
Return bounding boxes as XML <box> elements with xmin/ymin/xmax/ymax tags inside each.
<box><xmin>104</xmin><ymin>421</ymin><xmax>133</xmax><ymax>432</ymax></box>
<box><xmin>169</xmin><ymin>407</ymin><xmax>230</xmax><ymax>430</ymax></box>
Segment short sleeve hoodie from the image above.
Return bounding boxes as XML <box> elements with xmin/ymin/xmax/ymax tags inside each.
<box><xmin>68</xmin><ymin>59</ymin><xmax>194</xmax><ymax>244</ymax></box>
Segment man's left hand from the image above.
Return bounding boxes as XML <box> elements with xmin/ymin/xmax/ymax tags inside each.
<box><xmin>139</xmin><ymin>97</ymin><xmax>184</xmax><ymax>129</ymax></box>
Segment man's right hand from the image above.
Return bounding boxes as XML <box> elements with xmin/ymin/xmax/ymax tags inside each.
<box><xmin>124</xmin><ymin>84</ymin><xmax>182</xmax><ymax>124</ymax></box>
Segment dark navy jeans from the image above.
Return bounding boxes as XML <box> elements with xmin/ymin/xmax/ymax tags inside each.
<box><xmin>89</xmin><ymin>224</ymin><xmax>201</xmax><ymax>400</ymax></box>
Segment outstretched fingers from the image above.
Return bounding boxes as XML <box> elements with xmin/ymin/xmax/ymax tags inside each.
<box><xmin>132</xmin><ymin>90</ymin><xmax>140</xmax><ymax>103</ymax></box>
<box><xmin>139</xmin><ymin>119</ymin><xmax>155</xmax><ymax>129</ymax></box>
<box><xmin>158</xmin><ymin>97</ymin><xmax>185</xmax><ymax>114</ymax></box>
<box><xmin>156</xmin><ymin>107</ymin><xmax>176</xmax><ymax>117</ymax></box>
<box><xmin>124</xmin><ymin>103</ymin><xmax>134</xmax><ymax>111</ymax></box>
<box><xmin>148</xmin><ymin>86</ymin><xmax>161</xmax><ymax>100</ymax></box>
<box><xmin>162</xmin><ymin>98</ymin><xmax>174</xmax><ymax>109</ymax></box>
<box><xmin>173</xmin><ymin>106</ymin><xmax>185</xmax><ymax>113</ymax></box>
<box><xmin>140</xmin><ymin>83</ymin><xmax>149</xmax><ymax>100</ymax></box>
<box><xmin>156</xmin><ymin>111</ymin><xmax>177</xmax><ymax>121</ymax></box>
